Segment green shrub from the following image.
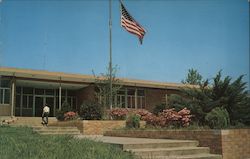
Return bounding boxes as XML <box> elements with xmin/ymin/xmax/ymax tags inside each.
<box><xmin>126</xmin><ymin>114</ymin><xmax>140</xmax><ymax>129</ymax></box>
<box><xmin>153</xmin><ymin>104</ymin><xmax>166</xmax><ymax>115</ymax></box>
<box><xmin>205</xmin><ymin>107</ymin><xmax>230</xmax><ymax>129</ymax></box>
<box><xmin>80</xmin><ymin>101</ymin><xmax>103</xmax><ymax>120</ymax></box>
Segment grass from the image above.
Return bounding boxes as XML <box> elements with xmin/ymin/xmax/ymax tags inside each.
<box><xmin>0</xmin><ymin>126</ymin><xmax>135</xmax><ymax>159</ymax></box>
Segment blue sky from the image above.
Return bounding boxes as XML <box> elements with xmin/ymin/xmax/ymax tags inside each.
<box><xmin>0</xmin><ymin>0</ymin><xmax>249</xmax><ymax>89</ymax></box>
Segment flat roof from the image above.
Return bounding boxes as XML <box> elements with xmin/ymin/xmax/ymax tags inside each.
<box><xmin>0</xmin><ymin>67</ymin><xmax>195</xmax><ymax>90</ymax></box>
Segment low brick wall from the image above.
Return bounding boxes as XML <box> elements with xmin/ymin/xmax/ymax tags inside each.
<box><xmin>221</xmin><ymin>129</ymin><xmax>250</xmax><ymax>159</ymax></box>
<box><xmin>50</xmin><ymin>120</ymin><xmax>145</xmax><ymax>135</ymax></box>
<box><xmin>104</xmin><ymin>129</ymin><xmax>250</xmax><ymax>159</ymax></box>
<box><xmin>81</xmin><ymin>120</ymin><xmax>127</xmax><ymax>135</ymax></box>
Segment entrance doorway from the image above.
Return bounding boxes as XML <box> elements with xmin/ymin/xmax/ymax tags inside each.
<box><xmin>35</xmin><ymin>96</ymin><xmax>55</xmax><ymax>117</ymax></box>
<box><xmin>35</xmin><ymin>96</ymin><xmax>43</xmax><ymax>117</ymax></box>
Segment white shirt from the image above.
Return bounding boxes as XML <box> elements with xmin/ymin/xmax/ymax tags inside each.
<box><xmin>43</xmin><ymin>106</ymin><xmax>50</xmax><ymax>113</ymax></box>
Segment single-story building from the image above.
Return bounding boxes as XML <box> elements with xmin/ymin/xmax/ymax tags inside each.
<box><xmin>0</xmin><ymin>67</ymin><xmax>191</xmax><ymax>117</ymax></box>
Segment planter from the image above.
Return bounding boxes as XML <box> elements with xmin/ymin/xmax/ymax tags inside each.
<box><xmin>50</xmin><ymin>120</ymin><xmax>146</xmax><ymax>135</ymax></box>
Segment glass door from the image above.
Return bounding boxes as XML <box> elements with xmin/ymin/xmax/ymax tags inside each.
<box><xmin>35</xmin><ymin>96</ymin><xmax>43</xmax><ymax>117</ymax></box>
<box><xmin>45</xmin><ymin>97</ymin><xmax>54</xmax><ymax>117</ymax></box>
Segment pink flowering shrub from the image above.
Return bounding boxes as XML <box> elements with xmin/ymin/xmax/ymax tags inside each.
<box><xmin>64</xmin><ymin>111</ymin><xmax>79</xmax><ymax>121</ymax></box>
<box><xmin>109</xmin><ymin>108</ymin><xmax>152</xmax><ymax>120</ymax></box>
<box><xmin>109</xmin><ymin>108</ymin><xmax>129</xmax><ymax>120</ymax></box>
<box><xmin>109</xmin><ymin>107</ymin><xmax>192</xmax><ymax>128</ymax></box>
<box><xmin>143</xmin><ymin>108</ymin><xmax>192</xmax><ymax>128</ymax></box>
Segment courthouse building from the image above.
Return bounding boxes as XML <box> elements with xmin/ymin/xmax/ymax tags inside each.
<box><xmin>0</xmin><ymin>67</ymin><xmax>189</xmax><ymax>117</ymax></box>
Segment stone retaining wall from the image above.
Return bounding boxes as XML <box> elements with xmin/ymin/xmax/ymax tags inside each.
<box><xmin>104</xmin><ymin>129</ymin><xmax>250</xmax><ymax>159</ymax></box>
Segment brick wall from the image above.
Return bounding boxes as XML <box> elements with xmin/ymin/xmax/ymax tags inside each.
<box><xmin>145</xmin><ymin>88</ymin><xmax>181</xmax><ymax>111</ymax></box>
<box><xmin>104</xmin><ymin>129</ymin><xmax>250</xmax><ymax>158</ymax></box>
<box><xmin>81</xmin><ymin>120</ymin><xmax>126</xmax><ymax>135</ymax></box>
<box><xmin>50</xmin><ymin>120</ymin><xmax>145</xmax><ymax>135</ymax></box>
<box><xmin>221</xmin><ymin>129</ymin><xmax>250</xmax><ymax>159</ymax></box>
<box><xmin>76</xmin><ymin>85</ymin><xmax>96</xmax><ymax>109</ymax></box>
<box><xmin>0</xmin><ymin>105</ymin><xmax>11</xmax><ymax>116</ymax></box>
<box><xmin>145</xmin><ymin>88</ymin><xmax>167</xmax><ymax>111</ymax></box>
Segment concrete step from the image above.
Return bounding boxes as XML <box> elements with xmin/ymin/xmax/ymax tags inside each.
<box><xmin>140</xmin><ymin>154</ymin><xmax>222</xmax><ymax>159</ymax></box>
<box><xmin>123</xmin><ymin>140</ymin><xmax>198</xmax><ymax>150</ymax></box>
<box><xmin>129</xmin><ymin>147</ymin><xmax>210</xmax><ymax>157</ymax></box>
<box><xmin>33</xmin><ymin>126</ymin><xmax>78</xmax><ymax>130</ymax></box>
<box><xmin>34</xmin><ymin>129</ymin><xmax>80</xmax><ymax>133</ymax></box>
<box><xmin>12</xmin><ymin>117</ymin><xmax>57</xmax><ymax>126</ymax></box>
<box><xmin>77</xmin><ymin>136</ymin><xmax>221</xmax><ymax>159</ymax></box>
<box><xmin>32</xmin><ymin>126</ymin><xmax>80</xmax><ymax>136</ymax></box>
<box><xmin>39</xmin><ymin>132</ymin><xmax>81</xmax><ymax>135</ymax></box>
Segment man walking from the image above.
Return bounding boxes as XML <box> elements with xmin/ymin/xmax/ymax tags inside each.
<box><xmin>42</xmin><ymin>104</ymin><xmax>50</xmax><ymax>126</ymax></box>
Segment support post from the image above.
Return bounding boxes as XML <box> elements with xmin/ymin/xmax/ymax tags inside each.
<box><xmin>11</xmin><ymin>79</ymin><xmax>15</xmax><ymax>117</ymax></box>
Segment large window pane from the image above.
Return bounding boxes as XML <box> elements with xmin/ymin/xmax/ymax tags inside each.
<box><xmin>16</xmin><ymin>95</ymin><xmax>21</xmax><ymax>108</ymax></box>
<box><xmin>127</xmin><ymin>89</ymin><xmax>135</xmax><ymax>95</ymax></box>
<box><xmin>23</xmin><ymin>87</ymin><xmax>33</xmax><ymax>94</ymax></box>
<box><xmin>0</xmin><ymin>89</ymin><xmax>3</xmax><ymax>104</ymax></box>
<box><xmin>45</xmin><ymin>89</ymin><xmax>54</xmax><ymax>95</ymax></box>
<box><xmin>16</xmin><ymin>87</ymin><xmax>21</xmax><ymax>94</ymax></box>
<box><xmin>28</xmin><ymin>96</ymin><xmax>33</xmax><ymax>108</ymax></box>
<box><xmin>35</xmin><ymin>89</ymin><xmax>44</xmax><ymax>95</ymax></box>
<box><xmin>0</xmin><ymin>79</ymin><xmax>10</xmax><ymax>88</ymax></box>
<box><xmin>23</xmin><ymin>95</ymin><xmax>27</xmax><ymax>108</ymax></box>
<box><xmin>4</xmin><ymin>89</ymin><xmax>10</xmax><ymax>104</ymax></box>
<box><xmin>138</xmin><ymin>90</ymin><xmax>145</xmax><ymax>96</ymax></box>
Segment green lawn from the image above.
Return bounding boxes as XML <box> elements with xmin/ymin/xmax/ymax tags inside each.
<box><xmin>0</xmin><ymin>126</ymin><xmax>135</xmax><ymax>159</ymax></box>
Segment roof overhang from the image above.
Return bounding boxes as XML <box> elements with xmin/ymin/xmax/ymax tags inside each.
<box><xmin>0</xmin><ymin>67</ymin><xmax>197</xmax><ymax>90</ymax></box>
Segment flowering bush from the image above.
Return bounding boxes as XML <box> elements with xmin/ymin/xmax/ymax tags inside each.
<box><xmin>64</xmin><ymin>111</ymin><xmax>79</xmax><ymax>121</ymax></box>
<box><xmin>109</xmin><ymin>108</ymin><xmax>152</xmax><ymax>120</ymax></box>
<box><xmin>109</xmin><ymin>108</ymin><xmax>129</xmax><ymax>120</ymax></box>
<box><xmin>109</xmin><ymin>107</ymin><xmax>192</xmax><ymax>128</ymax></box>
<box><xmin>143</xmin><ymin>108</ymin><xmax>192</xmax><ymax>128</ymax></box>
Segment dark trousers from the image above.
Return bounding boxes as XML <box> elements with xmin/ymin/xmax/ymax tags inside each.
<box><xmin>42</xmin><ymin>112</ymin><xmax>49</xmax><ymax>125</ymax></box>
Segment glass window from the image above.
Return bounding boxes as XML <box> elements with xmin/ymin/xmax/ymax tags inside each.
<box><xmin>23</xmin><ymin>87</ymin><xmax>33</xmax><ymax>94</ymax></box>
<box><xmin>16</xmin><ymin>95</ymin><xmax>21</xmax><ymax>108</ymax></box>
<box><xmin>118</xmin><ymin>90</ymin><xmax>125</xmax><ymax>95</ymax></box>
<box><xmin>45</xmin><ymin>89</ymin><xmax>54</xmax><ymax>95</ymax></box>
<box><xmin>127</xmin><ymin>89</ymin><xmax>135</xmax><ymax>95</ymax></box>
<box><xmin>68</xmin><ymin>90</ymin><xmax>75</xmax><ymax>96</ymax></box>
<box><xmin>138</xmin><ymin>90</ymin><xmax>145</xmax><ymax>96</ymax></box>
<box><xmin>0</xmin><ymin>89</ymin><xmax>10</xmax><ymax>104</ymax></box>
<box><xmin>35</xmin><ymin>89</ymin><xmax>44</xmax><ymax>95</ymax></box>
<box><xmin>4</xmin><ymin>89</ymin><xmax>10</xmax><ymax>104</ymax></box>
<box><xmin>16</xmin><ymin>87</ymin><xmax>21</xmax><ymax>94</ymax></box>
<box><xmin>23</xmin><ymin>95</ymin><xmax>27</xmax><ymax>108</ymax></box>
<box><xmin>0</xmin><ymin>79</ymin><xmax>10</xmax><ymax>88</ymax></box>
<box><xmin>0</xmin><ymin>89</ymin><xmax>3</xmax><ymax>104</ymax></box>
<box><xmin>28</xmin><ymin>96</ymin><xmax>33</xmax><ymax>108</ymax></box>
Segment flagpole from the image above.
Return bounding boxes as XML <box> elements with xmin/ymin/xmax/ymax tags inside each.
<box><xmin>109</xmin><ymin>0</ymin><xmax>113</xmax><ymax>110</ymax></box>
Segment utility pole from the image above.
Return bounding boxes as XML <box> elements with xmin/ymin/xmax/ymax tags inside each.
<box><xmin>109</xmin><ymin>0</ymin><xmax>113</xmax><ymax>110</ymax></box>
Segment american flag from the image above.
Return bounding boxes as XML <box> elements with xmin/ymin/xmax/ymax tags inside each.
<box><xmin>120</xmin><ymin>2</ymin><xmax>146</xmax><ymax>44</ymax></box>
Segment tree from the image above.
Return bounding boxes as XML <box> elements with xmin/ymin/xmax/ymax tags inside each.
<box><xmin>92</xmin><ymin>65</ymin><xmax>122</xmax><ymax>110</ymax></box>
<box><xmin>182</xmin><ymin>68</ymin><xmax>203</xmax><ymax>85</ymax></box>
<box><xmin>169</xmin><ymin>70</ymin><xmax>250</xmax><ymax>127</ymax></box>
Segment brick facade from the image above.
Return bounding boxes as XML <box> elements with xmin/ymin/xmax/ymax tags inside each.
<box><xmin>76</xmin><ymin>85</ymin><xmax>96</xmax><ymax>109</ymax></box>
<box><xmin>145</xmin><ymin>88</ymin><xmax>180</xmax><ymax>111</ymax></box>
